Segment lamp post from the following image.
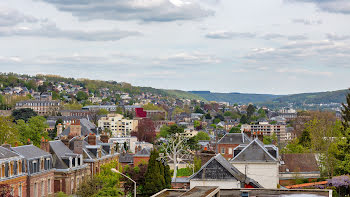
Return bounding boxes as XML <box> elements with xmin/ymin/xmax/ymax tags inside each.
<box><xmin>111</xmin><ymin>168</ymin><xmax>136</xmax><ymax>197</ymax></box>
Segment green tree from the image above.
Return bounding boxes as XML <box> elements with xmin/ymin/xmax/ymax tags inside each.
<box><xmin>194</xmin><ymin>106</ymin><xmax>204</xmax><ymax>114</ymax></box>
<box><xmin>159</xmin><ymin>125</ymin><xmax>170</xmax><ymax>138</ymax></box>
<box><xmin>76</xmin><ymin>91</ymin><xmax>88</xmax><ymax>101</ymax></box>
<box><xmin>16</xmin><ymin>116</ymin><xmax>49</xmax><ymax>146</ymax></box>
<box><xmin>205</xmin><ymin>113</ymin><xmax>212</xmax><ymax>119</ymax></box>
<box><xmin>0</xmin><ymin>116</ymin><xmax>20</xmax><ymax>146</ymax></box>
<box><xmin>240</xmin><ymin>114</ymin><xmax>248</xmax><ymax>124</ymax></box>
<box><xmin>167</xmin><ymin>124</ymin><xmax>184</xmax><ymax>135</ymax></box>
<box><xmin>195</xmin><ymin>131</ymin><xmax>210</xmax><ymax>140</ymax></box>
<box><xmin>12</xmin><ymin>108</ymin><xmax>38</xmax><ymax>122</ymax></box>
<box><xmin>63</xmin><ymin>102</ymin><xmax>83</xmax><ymax>110</ymax></box>
<box><xmin>51</xmin><ymin>91</ymin><xmax>60</xmax><ymax>100</ymax></box>
<box><xmin>50</xmin><ymin>119</ymin><xmax>63</xmax><ymax>139</ymax></box>
<box><xmin>341</xmin><ymin>88</ymin><xmax>350</xmax><ymax>131</ymax></box>
<box><xmin>247</xmin><ymin>104</ymin><xmax>256</xmax><ymax>118</ymax></box>
<box><xmin>230</xmin><ymin>127</ymin><xmax>241</xmax><ymax>133</ymax></box>
<box><xmin>143</xmin><ymin>149</ymin><xmax>170</xmax><ymax>196</ymax></box>
<box><xmin>281</xmin><ymin>139</ymin><xmax>306</xmax><ymax>153</ymax></box>
<box><xmin>224</xmin><ymin>111</ymin><xmax>232</xmax><ymax>116</ymax></box>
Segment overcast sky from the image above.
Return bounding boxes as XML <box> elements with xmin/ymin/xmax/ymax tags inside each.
<box><xmin>0</xmin><ymin>0</ymin><xmax>350</xmax><ymax>95</ymax></box>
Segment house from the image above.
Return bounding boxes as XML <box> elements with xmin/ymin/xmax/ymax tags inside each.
<box><xmin>67</xmin><ymin>135</ymin><xmax>119</xmax><ymax>176</ymax></box>
<box><xmin>279</xmin><ymin>153</ymin><xmax>321</xmax><ymax>185</ymax></box>
<box><xmin>188</xmin><ymin>154</ymin><xmax>262</xmax><ymax>189</ymax></box>
<box><xmin>230</xmin><ymin>139</ymin><xmax>279</xmax><ymax>189</ymax></box>
<box><xmin>0</xmin><ymin>146</ymin><xmax>27</xmax><ymax>197</ymax></box>
<box><xmin>133</xmin><ymin>148</ymin><xmax>151</xmax><ymax>166</ymax></box>
<box><xmin>12</xmin><ymin>145</ymin><xmax>55</xmax><ymax>197</ymax></box>
<box><xmin>49</xmin><ymin>139</ymin><xmax>90</xmax><ymax>194</ymax></box>
<box><xmin>217</xmin><ymin>133</ymin><xmax>251</xmax><ymax>159</ymax></box>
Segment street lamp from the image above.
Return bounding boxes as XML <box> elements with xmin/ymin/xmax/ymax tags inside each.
<box><xmin>111</xmin><ymin>168</ymin><xmax>137</xmax><ymax>197</ymax></box>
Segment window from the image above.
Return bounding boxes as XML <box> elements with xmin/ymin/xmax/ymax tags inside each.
<box><xmin>19</xmin><ymin>185</ymin><xmax>22</xmax><ymax>197</ymax></box>
<box><xmin>48</xmin><ymin>179</ymin><xmax>51</xmax><ymax>194</ymax></box>
<box><xmin>228</xmin><ymin>148</ymin><xmax>233</xmax><ymax>155</ymax></box>
<box><xmin>34</xmin><ymin>183</ymin><xmax>38</xmax><ymax>197</ymax></box>
<box><xmin>71</xmin><ymin>178</ymin><xmax>74</xmax><ymax>194</ymax></box>
<box><xmin>221</xmin><ymin>148</ymin><xmax>225</xmax><ymax>154</ymax></box>
<box><xmin>41</xmin><ymin>181</ymin><xmax>44</xmax><ymax>196</ymax></box>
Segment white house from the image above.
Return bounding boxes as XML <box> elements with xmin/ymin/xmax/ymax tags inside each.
<box><xmin>188</xmin><ymin>154</ymin><xmax>262</xmax><ymax>189</ymax></box>
<box><xmin>230</xmin><ymin>139</ymin><xmax>279</xmax><ymax>189</ymax></box>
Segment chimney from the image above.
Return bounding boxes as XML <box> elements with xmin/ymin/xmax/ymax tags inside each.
<box><xmin>88</xmin><ymin>134</ymin><xmax>96</xmax><ymax>145</ymax></box>
<box><xmin>40</xmin><ymin>137</ymin><xmax>50</xmax><ymax>152</ymax></box>
<box><xmin>244</xmin><ymin>129</ymin><xmax>251</xmax><ymax>138</ymax></box>
<box><xmin>2</xmin><ymin>143</ymin><xmax>11</xmax><ymax>150</ymax></box>
<box><xmin>69</xmin><ymin>120</ymin><xmax>82</xmax><ymax>137</ymax></box>
<box><xmin>100</xmin><ymin>134</ymin><xmax>109</xmax><ymax>143</ymax></box>
<box><xmin>74</xmin><ymin>137</ymin><xmax>84</xmax><ymax>154</ymax></box>
<box><xmin>57</xmin><ymin>123</ymin><xmax>63</xmax><ymax>136</ymax></box>
<box><xmin>61</xmin><ymin>136</ymin><xmax>69</xmax><ymax>147</ymax></box>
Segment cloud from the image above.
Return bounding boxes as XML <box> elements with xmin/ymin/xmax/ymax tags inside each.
<box><xmin>0</xmin><ymin>22</ymin><xmax>140</xmax><ymax>41</ymax></box>
<box><xmin>155</xmin><ymin>52</ymin><xmax>221</xmax><ymax>66</ymax></box>
<box><xmin>326</xmin><ymin>33</ymin><xmax>350</xmax><ymax>41</ymax></box>
<box><xmin>206</xmin><ymin>31</ymin><xmax>256</xmax><ymax>39</ymax></box>
<box><xmin>292</xmin><ymin>18</ymin><xmax>322</xmax><ymax>25</ymax></box>
<box><xmin>0</xmin><ymin>56</ymin><xmax>22</xmax><ymax>63</ymax></box>
<box><xmin>290</xmin><ymin>0</ymin><xmax>350</xmax><ymax>14</ymax></box>
<box><xmin>261</xmin><ymin>33</ymin><xmax>307</xmax><ymax>40</ymax></box>
<box><xmin>40</xmin><ymin>0</ymin><xmax>214</xmax><ymax>22</ymax></box>
<box><xmin>276</xmin><ymin>68</ymin><xmax>333</xmax><ymax>77</ymax></box>
<box><xmin>244</xmin><ymin>40</ymin><xmax>350</xmax><ymax>68</ymax></box>
<box><xmin>0</xmin><ymin>7</ymin><xmax>38</xmax><ymax>26</ymax></box>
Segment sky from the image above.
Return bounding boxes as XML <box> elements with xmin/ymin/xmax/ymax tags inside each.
<box><xmin>0</xmin><ymin>0</ymin><xmax>350</xmax><ymax>95</ymax></box>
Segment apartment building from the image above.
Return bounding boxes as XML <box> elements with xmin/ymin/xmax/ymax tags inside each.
<box><xmin>98</xmin><ymin>114</ymin><xmax>137</xmax><ymax>137</ymax></box>
<box><xmin>241</xmin><ymin>122</ymin><xmax>288</xmax><ymax>142</ymax></box>
<box><xmin>15</xmin><ymin>100</ymin><xmax>61</xmax><ymax>116</ymax></box>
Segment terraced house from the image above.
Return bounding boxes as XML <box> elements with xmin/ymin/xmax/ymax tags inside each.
<box><xmin>0</xmin><ymin>146</ymin><xmax>27</xmax><ymax>197</ymax></box>
<box><xmin>12</xmin><ymin>145</ymin><xmax>55</xmax><ymax>197</ymax></box>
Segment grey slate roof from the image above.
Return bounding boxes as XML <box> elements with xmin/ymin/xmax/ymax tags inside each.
<box><xmin>217</xmin><ymin>133</ymin><xmax>251</xmax><ymax>144</ymax></box>
<box><xmin>49</xmin><ymin>140</ymin><xmax>74</xmax><ymax>157</ymax></box>
<box><xmin>231</xmin><ymin>139</ymin><xmax>277</xmax><ymax>162</ymax></box>
<box><xmin>119</xmin><ymin>153</ymin><xmax>133</xmax><ymax>163</ymax></box>
<box><xmin>0</xmin><ymin>146</ymin><xmax>21</xmax><ymax>159</ymax></box>
<box><xmin>134</xmin><ymin>148</ymin><xmax>151</xmax><ymax>157</ymax></box>
<box><xmin>189</xmin><ymin>154</ymin><xmax>262</xmax><ymax>188</ymax></box>
<box><xmin>12</xmin><ymin>145</ymin><xmax>51</xmax><ymax>159</ymax></box>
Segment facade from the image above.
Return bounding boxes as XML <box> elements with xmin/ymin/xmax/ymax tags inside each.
<box><xmin>12</xmin><ymin>145</ymin><xmax>55</xmax><ymax>197</ymax></box>
<box><xmin>230</xmin><ymin>139</ymin><xmax>279</xmax><ymax>189</ymax></box>
<box><xmin>15</xmin><ymin>100</ymin><xmax>61</xmax><ymax>116</ymax></box>
<box><xmin>49</xmin><ymin>140</ymin><xmax>90</xmax><ymax>194</ymax></box>
<box><xmin>217</xmin><ymin>133</ymin><xmax>251</xmax><ymax>159</ymax></box>
<box><xmin>0</xmin><ymin>146</ymin><xmax>27</xmax><ymax>197</ymax></box>
<box><xmin>241</xmin><ymin>122</ymin><xmax>288</xmax><ymax>142</ymax></box>
<box><xmin>145</xmin><ymin>110</ymin><xmax>166</xmax><ymax>120</ymax></box>
<box><xmin>133</xmin><ymin>148</ymin><xmax>151</xmax><ymax>166</ymax></box>
<box><xmin>60</xmin><ymin>110</ymin><xmax>91</xmax><ymax>117</ymax></box>
<box><xmin>98</xmin><ymin>114</ymin><xmax>137</xmax><ymax>137</ymax></box>
<box><xmin>109</xmin><ymin>136</ymin><xmax>138</xmax><ymax>153</ymax></box>
<box><xmin>82</xmin><ymin>105</ymin><xmax>117</xmax><ymax>112</ymax></box>
<box><xmin>188</xmin><ymin>154</ymin><xmax>262</xmax><ymax>189</ymax></box>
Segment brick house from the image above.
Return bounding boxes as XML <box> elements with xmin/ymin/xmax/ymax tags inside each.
<box><xmin>12</xmin><ymin>145</ymin><xmax>55</xmax><ymax>197</ymax></box>
<box><xmin>49</xmin><ymin>139</ymin><xmax>90</xmax><ymax>194</ymax></box>
<box><xmin>133</xmin><ymin>147</ymin><xmax>151</xmax><ymax>166</ymax></box>
<box><xmin>217</xmin><ymin>133</ymin><xmax>251</xmax><ymax>159</ymax></box>
<box><xmin>0</xmin><ymin>146</ymin><xmax>27</xmax><ymax>197</ymax></box>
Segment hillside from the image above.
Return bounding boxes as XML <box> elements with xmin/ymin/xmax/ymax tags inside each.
<box><xmin>271</xmin><ymin>89</ymin><xmax>349</xmax><ymax>104</ymax></box>
<box><xmin>189</xmin><ymin>91</ymin><xmax>282</xmax><ymax>104</ymax></box>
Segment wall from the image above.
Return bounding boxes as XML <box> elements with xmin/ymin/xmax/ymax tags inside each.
<box><xmin>231</xmin><ymin>162</ymin><xmax>279</xmax><ymax>189</ymax></box>
<box><xmin>217</xmin><ymin>144</ymin><xmax>239</xmax><ymax>160</ymax></box>
<box><xmin>190</xmin><ymin>180</ymin><xmax>240</xmax><ymax>189</ymax></box>
<box><xmin>27</xmin><ymin>171</ymin><xmax>55</xmax><ymax>197</ymax></box>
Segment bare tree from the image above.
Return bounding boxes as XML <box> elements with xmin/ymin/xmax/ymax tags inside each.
<box><xmin>161</xmin><ymin>133</ymin><xmax>192</xmax><ymax>180</ymax></box>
